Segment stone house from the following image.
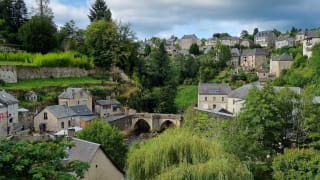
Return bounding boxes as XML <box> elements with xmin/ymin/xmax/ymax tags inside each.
<box><xmin>240</xmin><ymin>48</ymin><xmax>269</xmax><ymax>70</ymax></box>
<box><xmin>230</xmin><ymin>48</ymin><xmax>240</xmax><ymax>66</ymax></box>
<box><xmin>24</xmin><ymin>91</ymin><xmax>38</xmax><ymax>102</ymax></box>
<box><xmin>240</xmin><ymin>39</ymin><xmax>253</xmax><ymax>47</ymax></box>
<box><xmin>254</xmin><ymin>30</ymin><xmax>277</xmax><ymax>47</ymax></box>
<box><xmin>34</xmin><ymin>105</ymin><xmax>76</xmax><ymax>133</ymax></box>
<box><xmin>95</xmin><ymin>97</ymin><xmax>123</xmax><ymax>118</ymax></box>
<box><xmin>70</xmin><ymin>105</ymin><xmax>96</xmax><ymax>129</ymax></box>
<box><xmin>178</xmin><ymin>34</ymin><xmax>201</xmax><ymax>50</ymax></box>
<box><xmin>205</xmin><ymin>37</ymin><xmax>218</xmax><ymax>47</ymax></box>
<box><xmin>58</xmin><ymin>87</ymin><xmax>92</xmax><ymax>111</ymax></box>
<box><xmin>303</xmin><ymin>30</ymin><xmax>320</xmax><ymax>58</ymax></box>
<box><xmin>227</xmin><ymin>85</ymin><xmax>302</xmax><ymax>115</ymax></box>
<box><xmin>219</xmin><ymin>36</ymin><xmax>240</xmax><ymax>47</ymax></box>
<box><xmin>198</xmin><ymin>83</ymin><xmax>231</xmax><ymax>110</ymax></box>
<box><xmin>0</xmin><ymin>90</ymin><xmax>19</xmax><ymax>137</ymax></box>
<box><xmin>68</xmin><ymin>138</ymin><xmax>124</xmax><ymax>180</ymax></box>
<box><xmin>275</xmin><ymin>36</ymin><xmax>295</xmax><ymax>49</ymax></box>
<box><xmin>270</xmin><ymin>53</ymin><xmax>293</xmax><ymax>77</ymax></box>
<box><xmin>295</xmin><ymin>30</ymin><xmax>305</xmax><ymax>42</ymax></box>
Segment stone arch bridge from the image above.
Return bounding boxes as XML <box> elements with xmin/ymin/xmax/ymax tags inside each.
<box><xmin>108</xmin><ymin>113</ymin><xmax>183</xmax><ymax>132</ymax></box>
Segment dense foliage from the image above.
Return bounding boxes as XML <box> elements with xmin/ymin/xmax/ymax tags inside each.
<box><xmin>127</xmin><ymin>129</ymin><xmax>252</xmax><ymax>180</ymax></box>
<box><xmin>0</xmin><ymin>138</ymin><xmax>89</xmax><ymax>179</ymax></box>
<box><xmin>0</xmin><ymin>51</ymin><xmax>94</xmax><ymax>69</ymax></box>
<box><xmin>88</xmin><ymin>0</ymin><xmax>112</xmax><ymax>22</ymax></box>
<box><xmin>272</xmin><ymin>148</ymin><xmax>320</xmax><ymax>179</ymax></box>
<box><xmin>18</xmin><ymin>16</ymin><xmax>57</xmax><ymax>53</ymax></box>
<box><xmin>77</xmin><ymin>120</ymin><xmax>128</xmax><ymax>169</ymax></box>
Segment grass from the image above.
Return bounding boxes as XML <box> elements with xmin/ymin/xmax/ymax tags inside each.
<box><xmin>4</xmin><ymin>77</ymin><xmax>116</xmax><ymax>91</ymax></box>
<box><xmin>175</xmin><ymin>85</ymin><xmax>197</xmax><ymax>110</ymax></box>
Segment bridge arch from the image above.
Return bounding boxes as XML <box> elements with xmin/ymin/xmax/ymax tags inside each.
<box><xmin>133</xmin><ymin>119</ymin><xmax>151</xmax><ymax>134</ymax></box>
<box><xmin>159</xmin><ymin>120</ymin><xmax>176</xmax><ymax>132</ymax></box>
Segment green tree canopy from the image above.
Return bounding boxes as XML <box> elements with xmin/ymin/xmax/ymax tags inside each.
<box><xmin>127</xmin><ymin>129</ymin><xmax>252</xmax><ymax>180</ymax></box>
<box><xmin>85</xmin><ymin>20</ymin><xmax>117</xmax><ymax>69</ymax></box>
<box><xmin>272</xmin><ymin>148</ymin><xmax>320</xmax><ymax>179</ymax></box>
<box><xmin>0</xmin><ymin>138</ymin><xmax>89</xmax><ymax>179</ymax></box>
<box><xmin>88</xmin><ymin>0</ymin><xmax>112</xmax><ymax>22</ymax></box>
<box><xmin>189</xmin><ymin>43</ymin><xmax>200</xmax><ymax>55</ymax></box>
<box><xmin>77</xmin><ymin>120</ymin><xmax>128</xmax><ymax>169</ymax></box>
<box><xmin>18</xmin><ymin>15</ymin><xmax>57</xmax><ymax>53</ymax></box>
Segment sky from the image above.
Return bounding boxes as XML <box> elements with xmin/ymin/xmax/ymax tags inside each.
<box><xmin>25</xmin><ymin>0</ymin><xmax>320</xmax><ymax>40</ymax></box>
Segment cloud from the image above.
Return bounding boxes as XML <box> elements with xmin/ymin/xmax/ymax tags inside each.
<box><xmin>25</xmin><ymin>0</ymin><xmax>320</xmax><ymax>39</ymax></box>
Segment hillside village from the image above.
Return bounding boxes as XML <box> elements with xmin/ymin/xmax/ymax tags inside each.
<box><xmin>2</xmin><ymin>0</ymin><xmax>320</xmax><ymax>179</ymax></box>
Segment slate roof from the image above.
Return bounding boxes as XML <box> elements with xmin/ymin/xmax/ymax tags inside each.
<box><xmin>69</xmin><ymin>138</ymin><xmax>100</xmax><ymax>163</ymax></box>
<box><xmin>46</xmin><ymin>105</ymin><xmax>76</xmax><ymax>119</ymax></box>
<box><xmin>198</xmin><ymin>83</ymin><xmax>231</xmax><ymax>95</ymax></box>
<box><xmin>272</xmin><ymin>53</ymin><xmax>293</xmax><ymax>61</ymax></box>
<box><xmin>228</xmin><ymin>84</ymin><xmax>261</xmax><ymax>99</ymax></box>
<box><xmin>228</xmin><ymin>84</ymin><xmax>302</xmax><ymax>99</ymax></box>
<box><xmin>96</xmin><ymin>99</ymin><xmax>120</xmax><ymax>106</ymax></box>
<box><xmin>0</xmin><ymin>90</ymin><xmax>18</xmax><ymax>105</ymax></box>
<box><xmin>255</xmin><ymin>30</ymin><xmax>275</xmax><ymax>37</ymax></box>
<box><xmin>231</xmin><ymin>48</ymin><xmax>240</xmax><ymax>56</ymax></box>
<box><xmin>69</xmin><ymin>105</ymin><xmax>94</xmax><ymax>116</ymax></box>
<box><xmin>181</xmin><ymin>34</ymin><xmax>198</xmax><ymax>40</ymax></box>
<box><xmin>58</xmin><ymin>88</ymin><xmax>88</xmax><ymax>99</ymax></box>
<box><xmin>241</xmin><ymin>48</ymin><xmax>269</xmax><ymax>56</ymax></box>
<box><xmin>306</xmin><ymin>30</ymin><xmax>320</xmax><ymax>38</ymax></box>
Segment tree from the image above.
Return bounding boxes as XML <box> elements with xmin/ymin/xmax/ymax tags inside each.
<box><xmin>35</xmin><ymin>0</ymin><xmax>53</xmax><ymax>19</ymax></box>
<box><xmin>127</xmin><ymin>129</ymin><xmax>253</xmax><ymax>180</ymax></box>
<box><xmin>234</xmin><ymin>86</ymin><xmax>286</xmax><ymax>177</ymax></box>
<box><xmin>57</xmin><ymin>20</ymin><xmax>78</xmax><ymax>51</ymax></box>
<box><xmin>272</xmin><ymin>148</ymin><xmax>320</xmax><ymax>179</ymax></box>
<box><xmin>77</xmin><ymin>120</ymin><xmax>128</xmax><ymax>169</ymax></box>
<box><xmin>290</xmin><ymin>26</ymin><xmax>299</xmax><ymax>37</ymax></box>
<box><xmin>273</xmin><ymin>28</ymin><xmax>282</xmax><ymax>37</ymax></box>
<box><xmin>240</xmin><ymin>30</ymin><xmax>249</xmax><ymax>38</ymax></box>
<box><xmin>0</xmin><ymin>138</ymin><xmax>89</xmax><ymax>179</ymax></box>
<box><xmin>0</xmin><ymin>0</ymin><xmax>28</xmax><ymax>43</ymax></box>
<box><xmin>88</xmin><ymin>0</ymin><xmax>112</xmax><ymax>22</ymax></box>
<box><xmin>189</xmin><ymin>43</ymin><xmax>200</xmax><ymax>55</ymax></box>
<box><xmin>85</xmin><ymin>20</ymin><xmax>117</xmax><ymax>68</ymax></box>
<box><xmin>18</xmin><ymin>16</ymin><xmax>57</xmax><ymax>53</ymax></box>
<box><xmin>144</xmin><ymin>44</ymin><xmax>151</xmax><ymax>56</ymax></box>
<box><xmin>253</xmin><ymin>27</ymin><xmax>259</xmax><ymax>36</ymax></box>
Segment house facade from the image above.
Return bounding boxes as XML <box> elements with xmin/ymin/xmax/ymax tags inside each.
<box><xmin>230</xmin><ymin>48</ymin><xmax>240</xmax><ymax>66</ymax></box>
<box><xmin>275</xmin><ymin>36</ymin><xmax>295</xmax><ymax>49</ymax></box>
<box><xmin>254</xmin><ymin>30</ymin><xmax>277</xmax><ymax>47</ymax></box>
<box><xmin>240</xmin><ymin>48</ymin><xmax>269</xmax><ymax>70</ymax></box>
<box><xmin>270</xmin><ymin>53</ymin><xmax>293</xmax><ymax>77</ymax></box>
<box><xmin>303</xmin><ymin>30</ymin><xmax>320</xmax><ymax>58</ymax></box>
<box><xmin>198</xmin><ymin>83</ymin><xmax>231</xmax><ymax>110</ymax></box>
<box><xmin>58</xmin><ymin>88</ymin><xmax>92</xmax><ymax>111</ymax></box>
<box><xmin>220</xmin><ymin>36</ymin><xmax>240</xmax><ymax>47</ymax></box>
<box><xmin>240</xmin><ymin>39</ymin><xmax>253</xmax><ymax>47</ymax></box>
<box><xmin>34</xmin><ymin>105</ymin><xmax>76</xmax><ymax>133</ymax></box>
<box><xmin>95</xmin><ymin>97</ymin><xmax>123</xmax><ymax>117</ymax></box>
<box><xmin>295</xmin><ymin>30</ymin><xmax>305</xmax><ymax>42</ymax></box>
<box><xmin>178</xmin><ymin>34</ymin><xmax>201</xmax><ymax>50</ymax></box>
<box><xmin>69</xmin><ymin>138</ymin><xmax>124</xmax><ymax>180</ymax></box>
<box><xmin>0</xmin><ymin>90</ymin><xmax>19</xmax><ymax>137</ymax></box>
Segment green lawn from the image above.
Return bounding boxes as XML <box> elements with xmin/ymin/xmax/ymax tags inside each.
<box><xmin>4</xmin><ymin>77</ymin><xmax>116</xmax><ymax>91</ymax></box>
<box><xmin>0</xmin><ymin>61</ymin><xmax>34</xmax><ymax>66</ymax></box>
<box><xmin>175</xmin><ymin>85</ymin><xmax>198</xmax><ymax>110</ymax></box>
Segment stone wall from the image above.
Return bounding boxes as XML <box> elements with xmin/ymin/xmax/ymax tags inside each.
<box><xmin>17</xmin><ymin>66</ymin><xmax>89</xmax><ymax>80</ymax></box>
<box><xmin>0</xmin><ymin>65</ymin><xmax>17</xmax><ymax>83</ymax></box>
<box><xmin>0</xmin><ymin>65</ymin><xmax>91</xmax><ymax>83</ymax></box>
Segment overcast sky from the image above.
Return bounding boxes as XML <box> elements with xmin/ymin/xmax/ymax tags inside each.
<box><xmin>25</xmin><ymin>0</ymin><xmax>320</xmax><ymax>40</ymax></box>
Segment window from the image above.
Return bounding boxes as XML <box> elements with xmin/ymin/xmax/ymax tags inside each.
<box><xmin>213</xmin><ymin>97</ymin><xmax>216</xmax><ymax>101</ymax></box>
<box><xmin>68</xmin><ymin>120</ymin><xmax>71</xmax><ymax>127</ymax></box>
<box><xmin>213</xmin><ymin>104</ymin><xmax>216</xmax><ymax>109</ymax></box>
<box><xmin>222</xmin><ymin>97</ymin><xmax>224</xmax><ymax>101</ymax></box>
<box><xmin>205</xmin><ymin>96</ymin><xmax>207</xmax><ymax>101</ymax></box>
<box><xmin>61</xmin><ymin>122</ymin><xmax>64</xmax><ymax>129</ymax></box>
<box><xmin>112</xmin><ymin>106</ymin><xmax>117</xmax><ymax>112</ymax></box>
<box><xmin>233</xmin><ymin>99</ymin><xmax>235</xmax><ymax>105</ymax></box>
<box><xmin>44</xmin><ymin>112</ymin><xmax>48</xmax><ymax>120</ymax></box>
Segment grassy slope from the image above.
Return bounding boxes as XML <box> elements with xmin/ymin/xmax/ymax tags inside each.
<box><xmin>175</xmin><ymin>85</ymin><xmax>197</xmax><ymax>110</ymax></box>
<box><xmin>4</xmin><ymin>77</ymin><xmax>115</xmax><ymax>91</ymax></box>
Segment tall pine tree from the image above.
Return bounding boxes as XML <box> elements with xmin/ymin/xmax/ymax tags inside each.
<box><xmin>88</xmin><ymin>0</ymin><xmax>112</xmax><ymax>22</ymax></box>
